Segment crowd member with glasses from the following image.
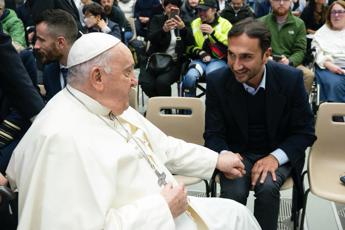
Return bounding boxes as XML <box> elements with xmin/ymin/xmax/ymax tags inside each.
<box><xmin>260</xmin><ymin>0</ymin><xmax>315</xmax><ymax>94</ymax></box>
<box><xmin>220</xmin><ymin>0</ymin><xmax>255</xmax><ymax>24</ymax></box>
<box><xmin>312</xmin><ymin>0</ymin><xmax>345</xmax><ymax>102</ymax></box>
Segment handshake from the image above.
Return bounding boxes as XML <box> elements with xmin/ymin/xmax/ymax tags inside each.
<box><xmin>216</xmin><ymin>150</ymin><xmax>246</xmax><ymax>179</ymax></box>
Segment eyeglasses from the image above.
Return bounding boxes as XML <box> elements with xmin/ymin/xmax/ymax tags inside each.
<box><xmin>330</xmin><ymin>10</ymin><xmax>345</xmax><ymax>16</ymax></box>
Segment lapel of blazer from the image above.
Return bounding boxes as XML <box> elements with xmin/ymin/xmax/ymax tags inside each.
<box><xmin>265</xmin><ymin>63</ymin><xmax>287</xmax><ymax>143</ymax></box>
<box><xmin>225</xmin><ymin>76</ymin><xmax>248</xmax><ymax>142</ymax></box>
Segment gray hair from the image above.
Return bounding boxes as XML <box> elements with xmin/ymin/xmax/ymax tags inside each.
<box><xmin>67</xmin><ymin>48</ymin><xmax>113</xmax><ymax>86</ymax></box>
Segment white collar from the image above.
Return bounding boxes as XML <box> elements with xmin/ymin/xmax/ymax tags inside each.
<box><xmin>242</xmin><ymin>66</ymin><xmax>266</xmax><ymax>95</ymax></box>
<box><xmin>66</xmin><ymin>85</ymin><xmax>111</xmax><ymax>117</ymax></box>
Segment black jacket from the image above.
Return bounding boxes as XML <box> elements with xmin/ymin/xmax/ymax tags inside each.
<box><xmin>28</xmin><ymin>0</ymin><xmax>83</xmax><ymax>31</ymax></box>
<box><xmin>205</xmin><ymin>61</ymin><xmax>316</xmax><ymax>210</ymax></box>
<box><xmin>220</xmin><ymin>4</ymin><xmax>255</xmax><ymax>24</ymax></box>
<box><xmin>147</xmin><ymin>14</ymin><xmax>194</xmax><ymax>61</ymax></box>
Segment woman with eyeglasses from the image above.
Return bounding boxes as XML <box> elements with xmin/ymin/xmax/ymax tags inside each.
<box><xmin>312</xmin><ymin>0</ymin><xmax>345</xmax><ymax>102</ymax></box>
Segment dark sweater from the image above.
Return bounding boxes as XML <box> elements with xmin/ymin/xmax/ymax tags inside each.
<box><xmin>245</xmin><ymin>88</ymin><xmax>270</xmax><ymax>155</ymax></box>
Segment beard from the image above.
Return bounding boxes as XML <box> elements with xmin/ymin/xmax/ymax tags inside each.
<box><xmin>34</xmin><ymin>47</ymin><xmax>62</xmax><ymax>64</ymax></box>
<box><xmin>272</xmin><ymin>6</ymin><xmax>290</xmax><ymax>16</ymax></box>
<box><xmin>103</xmin><ymin>5</ymin><xmax>112</xmax><ymax>15</ymax></box>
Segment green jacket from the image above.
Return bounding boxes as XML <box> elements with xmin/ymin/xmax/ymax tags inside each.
<box><xmin>187</xmin><ymin>15</ymin><xmax>232</xmax><ymax>60</ymax></box>
<box><xmin>260</xmin><ymin>12</ymin><xmax>306</xmax><ymax>66</ymax></box>
<box><xmin>1</xmin><ymin>9</ymin><xmax>26</xmax><ymax>48</ymax></box>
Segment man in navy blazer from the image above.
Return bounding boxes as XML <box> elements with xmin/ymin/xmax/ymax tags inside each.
<box><xmin>33</xmin><ymin>9</ymin><xmax>78</xmax><ymax>101</ymax></box>
<box><xmin>204</xmin><ymin>18</ymin><xmax>316</xmax><ymax>230</ymax></box>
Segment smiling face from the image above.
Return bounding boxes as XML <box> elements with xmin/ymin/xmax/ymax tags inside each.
<box><xmin>197</xmin><ymin>7</ymin><xmax>217</xmax><ymax>23</ymax></box>
<box><xmin>227</xmin><ymin>33</ymin><xmax>270</xmax><ymax>88</ymax></box>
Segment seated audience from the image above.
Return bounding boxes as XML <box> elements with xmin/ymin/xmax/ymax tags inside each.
<box><xmin>0</xmin><ymin>0</ymin><xmax>26</xmax><ymax>50</ymax></box>
<box><xmin>182</xmin><ymin>0</ymin><xmax>232</xmax><ymax>97</ymax></box>
<box><xmin>83</xmin><ymin>2</ymin><xmax>121</xmax><ymax>39</ymax></box>
<box><xmin>100</xmin><ymin>0</ymin><xmax>133</xmax><ymax>45</ymax></box>
<box><xmin>117</xmin><ymin>0</ymin><xmax>136</xmax><ymax>18</ymax></box>
<box><xmin>134</xmin><ymin>0</ymin><xmax>161</xmax><ymax>38</ymax></box>
<box><xmin>6</xmin><ymin>32</ymin><xmax>261</xmax><ymax>230</ymax></box>
<box><xmin>26</xmin><ymin>0</ymin><xmax>84</xmax><ymax>31</ymax></box>
<box><xmin>139</xmin><ymin>0</ymin><xmax>193</xmax><ymax>98</ymax></box>
<box><xmin>312</xmin><ymin>0</ymin><xmax>345</xmax><ymax>102</ymax></box>
<box><xmin>260</xmin><ymin>0</ymin><xmax>314</xmax><ymax>94</ymax></box>
<box><xmin>220</xmin><ymin>0</ymin><xmax>255</xmax><ymax>24</ymax></box>
<box><xmin>180</xmin><ymin>0</ymin><xmax>199</xmax><ymax>26</ymax></box>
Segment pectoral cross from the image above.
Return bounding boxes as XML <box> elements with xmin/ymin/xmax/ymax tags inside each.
<box><xmin>155</xmin><ymin>170</ymin><xmax>167</xmax><ymax>186</ymax></box>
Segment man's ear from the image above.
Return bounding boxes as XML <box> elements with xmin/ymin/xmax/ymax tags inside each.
<box><xmin>56</xmin><ymin>36</ymin><xmax>66</xmax><ymax>50</ymax></box>
<box><xmin>90</xmin><ymin>67</ymin><xmax>104</xmax><ymax>92</ymax></box>
<box><xmin>263</xmin><ymin>47</ymin><xmax>272</xmax><ymax>64</ymax></box>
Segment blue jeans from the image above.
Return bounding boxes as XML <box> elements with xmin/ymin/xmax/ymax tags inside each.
<box><xmin>315</xmin><ymin>66</ymin><xmax>345</xmax><ymax>102</ymax></box>
<box><xmin>182</xmin><ymin>59</ymin><xmax>227</xmax><ymax>97</ymax></box>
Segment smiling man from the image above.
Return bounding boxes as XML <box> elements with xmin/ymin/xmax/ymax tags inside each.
<box><xmin>204</xmin><ymin>18</ymin><xmax>316</xmax><ymax>230</ymax></box>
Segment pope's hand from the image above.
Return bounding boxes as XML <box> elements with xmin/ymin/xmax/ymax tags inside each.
<box><xmin>161</xmin><ymin>183</ymin><xmax>188</xmax><ymax>218</ymax></box>
<box><xmin>216</xmin><ymin>151</ymin><xmax>246</xmax><ymax>179</ymax></box>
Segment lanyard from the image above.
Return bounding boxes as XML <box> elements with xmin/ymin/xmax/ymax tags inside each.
<box><xmin>66</xmin><ymin>86</ymin><xmax>167</xmax><ymax>187</ymax></box>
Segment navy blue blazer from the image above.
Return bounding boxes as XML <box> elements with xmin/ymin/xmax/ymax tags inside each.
<box><xmin>42</xmin><ymin>62</ymin><xmax>63</xmax><ymax>101</ymax></box>
<box><xmin>204</xmin><ymin>60</ymin><xmax>316</xmax><ymax>210</ymax></box>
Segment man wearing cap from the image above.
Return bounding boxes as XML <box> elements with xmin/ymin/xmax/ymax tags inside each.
<box><xmin>6</xmin><ymin>33</ymin><xmax>260</xmax><ymax>229</ymax></box>
<box><xmin>181</xmin><ymin>0</ymin><xmax>231</xmax><ymax>97</ymax></box>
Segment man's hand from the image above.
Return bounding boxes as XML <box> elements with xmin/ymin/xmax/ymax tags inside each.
<box><xmin>139</xmin><ymin>16</ymin><xmax>150</xmax><ymax>24</ymax></box>
<box><xmin>171</xmin><ymin>15</ymin><xmax>185</xmax><ymax>30</ymax></box>
<box><xmin>200</xmin><ymin>24</ymin><xmax>214</xmax><ymax>34</ymax></box>
<box><xmin>216</xmin><ymin>151</ymin><xmax>246</xmax><ymax>179</ymax></box>
<box><xmin>161</xmin><ymin>183</ymin><xmax>188</xmax><ymax>218</ymax></box>
<box><xmin>163</xmin><ymin>19</ymin><xmax>177</xmax><ymax>32</ymax></box>
<box><xmin>251</xmin><ymin>155</ymin><xmax>279</xmax><ymax>189</ymax></box>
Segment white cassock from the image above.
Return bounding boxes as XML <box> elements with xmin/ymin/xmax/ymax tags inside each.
<box><xmin>6</xmin><ymin>86</ymin><xmax>260</xmax><ymax>230</ymax></box>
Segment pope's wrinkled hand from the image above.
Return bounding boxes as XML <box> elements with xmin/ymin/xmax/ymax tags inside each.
<box><xmin>216</xmin><ymin>151</ymin><xmax>246</xmax><ymax>179</ymax></box>
<box><xmin>161</xmin><ymin>183</ymin><xmax>188</xmax><ymax>218</ymax></box>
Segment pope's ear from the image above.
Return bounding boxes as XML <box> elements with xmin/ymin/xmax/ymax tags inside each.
<box><xmin>90</xmin><ymin>67</ymin><xmax>104</xmax><ymax>91</ymax></box>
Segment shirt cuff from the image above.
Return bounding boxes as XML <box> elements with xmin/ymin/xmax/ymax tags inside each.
<box><xmin>270</xmin><ymin>148</ymin><xmax>289</xmax><ymax>166</ymax></box>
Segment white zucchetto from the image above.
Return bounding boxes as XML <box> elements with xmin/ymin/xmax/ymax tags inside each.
<box><xmin>67</xmin><ymin>32</ymin><xmax>121</xmax><ymax>68</ymax></box>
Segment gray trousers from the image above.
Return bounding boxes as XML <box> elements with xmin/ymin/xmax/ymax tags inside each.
<box><xmin>219</xmin><ymin>153</ymin><xmax>291</xmax><ymax>230</ymax></box>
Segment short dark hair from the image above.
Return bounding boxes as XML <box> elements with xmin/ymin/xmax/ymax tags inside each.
<box><xmin>82</xmin><ymin>2</ymin><xmax>106</xmax><ymax>20</ymax></box>
<box><xmin>35</xmin><ymin>9</ymin><xmax>78</xmax><ymax>44</ymax></box>
<box><xmin>228</xmin><ymin>18</ymin><xmax>271</xmax><ymax>53</ymax></box>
